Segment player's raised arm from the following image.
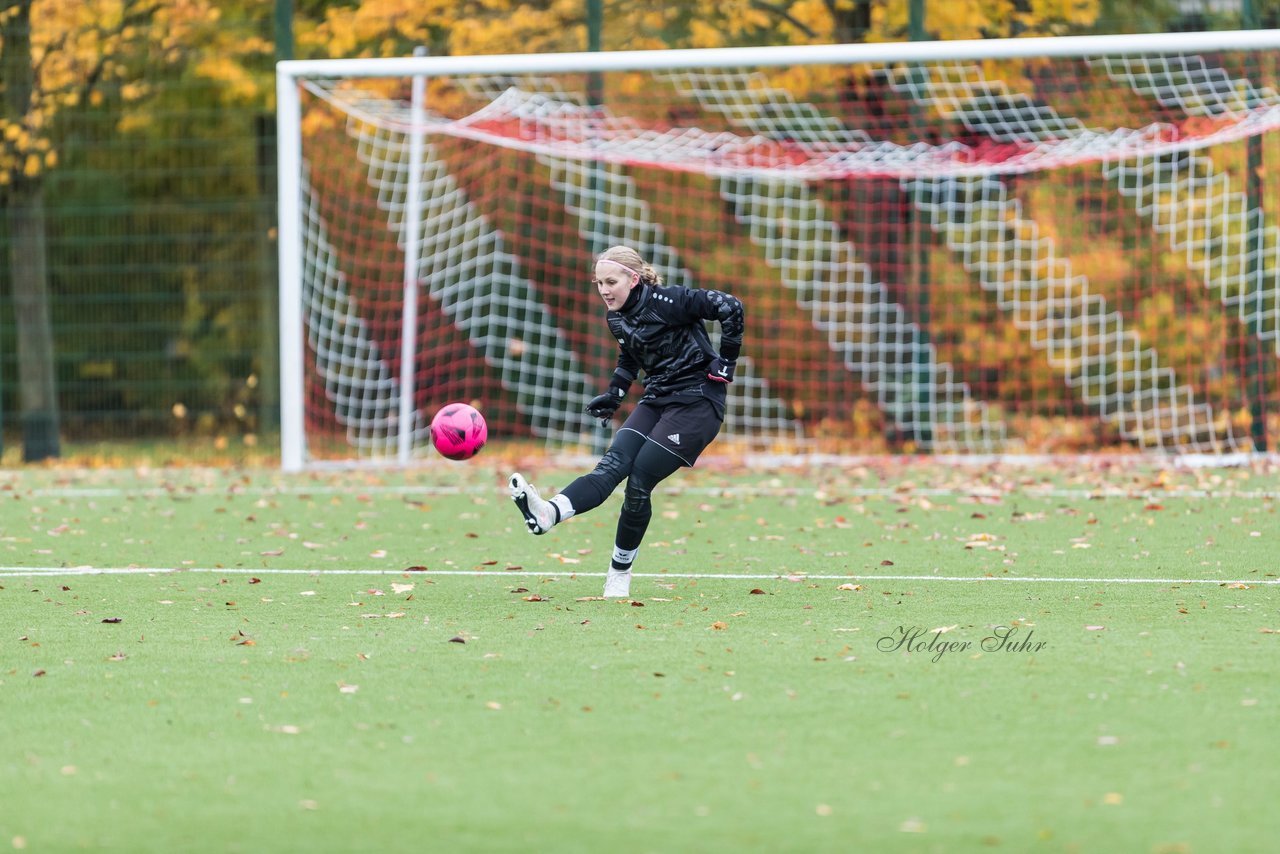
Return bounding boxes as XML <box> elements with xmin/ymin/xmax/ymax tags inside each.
<box><xmin>681</xmin><ymin>287</ymin><xmax>743</xmax><ymax>383</ymax></box>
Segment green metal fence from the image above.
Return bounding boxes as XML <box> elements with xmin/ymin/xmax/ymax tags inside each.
<box><xmin>0</xmin><ymin>6</ymin><xmax>279</xmax><ymax>461</ymax></box>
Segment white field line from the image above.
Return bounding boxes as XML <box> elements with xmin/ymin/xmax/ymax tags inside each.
<box><xmin>17</xmin><ymin>484</ymin><xmax>1280</xmax><ymax>500</ymax></box>
<box><xmin>12</xmin><ymin>450</ymin><xmax>1274</xmax><ymax>475</ymax></box>
<box><xmin>0</xmin><ymin>565</ymin><xmax>1273</xmax><ymax>585</ymax></box>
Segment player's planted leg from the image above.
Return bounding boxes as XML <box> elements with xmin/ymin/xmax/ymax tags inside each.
<box><xmin>603</xmin><ymin>545</ymin><xmax>638</xmax><ymax>598</ymax></box>
<box><xmin>509</xmin><ymin>473</ymin><xmax>556</xmax><ymax>535</ymax></box>
<box><xmin>603</xmin><ymin>443</ymin><xmax>683</xmax><ymax>598</ymax></box>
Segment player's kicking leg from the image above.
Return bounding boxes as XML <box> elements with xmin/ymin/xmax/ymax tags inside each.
<box><xmin>509</xmin><ymin>473</ymin><xmax>556</xmax><ymax>535</ymax></box>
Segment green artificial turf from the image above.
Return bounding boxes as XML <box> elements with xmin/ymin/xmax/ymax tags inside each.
<box><xmin>2</xmin><ymin>458</ymin><xmax>1277</xmax><ymax>852</ymax></box>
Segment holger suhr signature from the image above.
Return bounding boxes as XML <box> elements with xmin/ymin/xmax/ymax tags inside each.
<box><xmin>877</xmin><ymin>625</ymin><xmax>1047</xmax><ymax>662</ymax></box>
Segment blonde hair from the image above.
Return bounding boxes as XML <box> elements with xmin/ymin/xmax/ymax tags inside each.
<box><xmin>597</xmin><ymin>245</ymin><xmax>663</xmax><ymax>286</ymax></box>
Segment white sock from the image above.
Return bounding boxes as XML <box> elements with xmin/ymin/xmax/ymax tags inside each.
<box><xmin>611</xmin><ymin>545</ymin><xmax>639</xmax><ymax>572</ymax></box>
<box><xmin>550</xmin><ymin>493</ymin><xmax>575</xmax><ymax>522</ymax></box>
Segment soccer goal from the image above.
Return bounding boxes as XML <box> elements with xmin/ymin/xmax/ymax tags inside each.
<box><xmin>277</xmin><ymin>30</ymin><xmax>1280</xmax><ymax>470</ymax></box>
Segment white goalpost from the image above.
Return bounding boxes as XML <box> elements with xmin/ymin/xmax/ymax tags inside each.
<box><xmin>277</xmin><ymin>30</ymin><xmax>1280</xmax><ymax>470</ymax></box>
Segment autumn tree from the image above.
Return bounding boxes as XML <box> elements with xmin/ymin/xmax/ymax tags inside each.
<box><xmin>0</xmin><ymin>0</ymin><xmax>214</xmax><ymax>460</ymax></box>
<box><xmin>294</xmin><ymin>0</ymin><xmax>1105</xmax><ymax>61</ymax></box>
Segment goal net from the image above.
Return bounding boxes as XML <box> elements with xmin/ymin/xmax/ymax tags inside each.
<box><xmin>277</xmin><ymin>31</ymin><xmax>1280</xmax><ymax>470</ymax></box>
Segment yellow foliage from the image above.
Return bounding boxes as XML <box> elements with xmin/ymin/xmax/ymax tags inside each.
<box><xmin>688</xmin><ymin>20</ymin><xmax>725</xmax><ymax>50</ymax></box>
<box><xmin>782</xmin><ymin>1</ymin><xmax>835</xmax><ymax>44</ymax></box>
<box><xmin>194</xmin><ymin>55</ymin><xmax>263</xmax><ymax>102</ymax></box>
<box><xmin>1</xmin><ymin>0</ymin><xmax>221</xmax><ymax>189</ymax></box>
<box><xmin>287</xmin><ymin>0</ymin><xmax>1101</xmax><ymax>65</ymax></box>
<box><xmin>876</xmin><ymin>0</ymin><xmax>1097</xmax><ymax>40</ymax></box>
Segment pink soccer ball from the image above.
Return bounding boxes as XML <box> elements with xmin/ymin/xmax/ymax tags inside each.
<box><xmin>429</xmin><ymin>403</ymin><xmax>488</xmax><ymax>461</ymax></box>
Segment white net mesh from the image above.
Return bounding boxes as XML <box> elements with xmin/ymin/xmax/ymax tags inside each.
<box><xmin>283</xmin><ymin>38</ymin><xmax>1280</xmax><ymax>464</ymax></box>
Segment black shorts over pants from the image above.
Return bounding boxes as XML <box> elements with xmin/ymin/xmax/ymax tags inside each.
<box><xmin>619</xmin><ymin>382</ymin><xmax>726</xmax><ymax>466</ymax></box>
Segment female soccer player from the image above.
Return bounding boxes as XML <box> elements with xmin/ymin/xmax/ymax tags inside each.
<box><xmin>509</xmin><ymin>245</ymin><xmax>744</xmax><ymax>599</ymax></box>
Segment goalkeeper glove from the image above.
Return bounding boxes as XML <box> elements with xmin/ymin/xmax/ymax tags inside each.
<box><xmin>707</xmin><ymin>357</ymin><xmax>736</xmax><ymax>383</ymax></box>
<box><xmin>586</xmin><ymin>386</ymin><xmax>626</xmax><ymax>425</ymax></box>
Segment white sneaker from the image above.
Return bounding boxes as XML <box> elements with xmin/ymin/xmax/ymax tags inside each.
<box><xmin>603</xmin><ymin>567</ymin><xmax>632</xmax><ymax>599</ymax></box>
<box><xmin>509</xmin><ymin>473</ymin><xmax>555</xmax><ymax>535</ymax></box>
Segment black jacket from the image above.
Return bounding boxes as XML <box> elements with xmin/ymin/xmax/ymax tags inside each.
<box><xmin>605</xmin><ymin>283</ymin><xmax>744</xmax><ymax>399</ymax></box>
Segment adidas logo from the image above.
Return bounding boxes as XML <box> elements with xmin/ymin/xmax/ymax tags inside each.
<box><xmin>667</xmin><ymin>433</ymin><xmax>681</xmax><ymax>445</ymax></box>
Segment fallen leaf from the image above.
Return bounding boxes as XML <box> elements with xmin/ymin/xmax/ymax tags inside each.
<box><xmin>749</xmin><ymin>588</ymin><xmax>766</xmax><ymax>595</ymax></box>
<box><xmin>711</xmin><ymin>621</ymin><xmax>728</xmax><ymax>630</ymax></box>
<box><xmin>101</xmin><ymin>618</ymin><xmax>122</xmax><ymax>624</ymax></box>
<box><xmin>447</xmin><ymin>635</ymin><xmax>467</xmax><ymax>644</ymax></box>
<box><xmin>337</xmin><ymin>683</ymin><xmax>359</xmax><ymax>694</ymax></box>
<box><xmin>837</xmin><ymin>583</ymin><xmax>862</xmax><ymax>591</ymax></box>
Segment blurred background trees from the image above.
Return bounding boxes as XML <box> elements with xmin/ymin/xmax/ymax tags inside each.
<box><xmin>0</xmin><ymin>0</ymin><xmax>1271</xmax><ymax>459</ymax></box>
